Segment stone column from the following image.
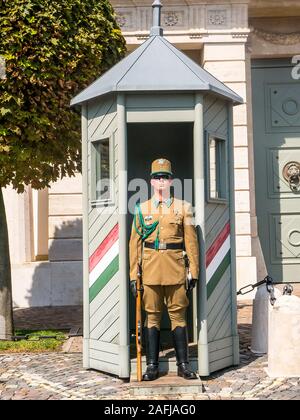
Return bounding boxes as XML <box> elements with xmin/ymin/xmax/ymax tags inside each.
<box><xmin>202</xmin><ymin>3</ymin><xmax>257</xmax><ymax>297</ymax></box>
<box><xmin>3</xmin><ymin>186</ymin><xmax>33</xmax><ymax>265</ymax></box>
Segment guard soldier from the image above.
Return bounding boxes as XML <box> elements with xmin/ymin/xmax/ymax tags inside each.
<box><xmin>129</xmin><ymin>158</ymin><xmax>199</xmax><ymax>381</ymax></box>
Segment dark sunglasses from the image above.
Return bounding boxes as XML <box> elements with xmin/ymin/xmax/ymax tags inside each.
<box><xmin>152</xmin><ymin>174</ymin><xmax>172</xmax><ymax>180</ymax></box>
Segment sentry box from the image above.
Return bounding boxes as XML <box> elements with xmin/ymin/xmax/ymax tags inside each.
<box><xmin>71</xmin><ymin>1</ymin><xmax>243</xmax><ymax>379</ymax></box>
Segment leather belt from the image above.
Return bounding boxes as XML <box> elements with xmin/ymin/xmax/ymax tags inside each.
<box><xmin>144</xmin><ymin>242</ymin><xmax>183</xmax><ymax>250</ymax></box>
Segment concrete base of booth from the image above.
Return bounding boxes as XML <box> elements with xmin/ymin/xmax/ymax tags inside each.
<box><xmin>130</xmin><ymin>372</ymin><xmax>203</xmax><ymax>396</ymax></box>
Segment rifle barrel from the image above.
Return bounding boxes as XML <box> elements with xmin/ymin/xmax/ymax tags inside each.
<box><xmin>136</xmin><ymin>270</ymin><xmax>143</xmax><ymax>382</ymax></box>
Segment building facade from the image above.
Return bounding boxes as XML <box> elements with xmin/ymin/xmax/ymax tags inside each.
<box><xmin>4</xmin><ymin>0</ymin><xmax>300</xmax><ymax>307</ymax></box>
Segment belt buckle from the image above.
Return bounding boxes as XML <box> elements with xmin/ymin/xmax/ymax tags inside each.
<box><xmin>158</xmin><ymin>242</ymin><xmax>167</xmax><ymax>250</ymax></box>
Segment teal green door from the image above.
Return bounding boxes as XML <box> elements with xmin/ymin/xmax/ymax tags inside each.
<box><xmin>252</xmin><ymin>59</ymin><xmax>300</xmax><ymax>283</ymax></box>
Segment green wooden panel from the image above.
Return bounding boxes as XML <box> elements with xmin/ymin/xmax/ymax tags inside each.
<box><xmin>127</xmin><ymin>109</ymin><xmax>195</xmax><ymax>123</ymax></box>
<box><xmin>212</xmin><ymin>310</ymin><xmax>232</xmax><ymax>342</ymax></box>
<box><xmin>222</xmin><ymin>322</ymin><xmax>233</xmax><ymax>340</ymax></box>
<box><xmin>89</xmin><ymin>255</ymin><xmax>119</xmax><ymax>303</ymax></box>
<box><xmin>90</xmin><ymin>304</ymin><xmax>120</xmax><ymax>341</ymax></box>
<box><xmin>90</xmin><ymin>283</ymin><xmax>119</xmax><ymax>330</ymax></box>
<box><xmin>209</xmin><ymin>345</ymin><xmax>232</xmax><ymax>363</ymax></box>
<box><xmin>207</xmin><ymin>271</ymin><xmax>231</xmax><ymax>331</ymax></box>
<box><xmin>203</xmin><ymin>94</ymin><xmax>233</xmax><ymax>373</ymax></box>
<box><xmin>207</xmin><ymin>251</ymin><xmax>231</xmax><ymax>300</ymax></box>
<box><xmin>205</xmin><ymin>106</ymin><xmax>227</xmax><ymax>135</ymax></box>
<box><xmin>207</xmin><ymin>266</ymin><xmax>231</xmax><ymax>316</ymax></box>
<box><xmin>90</xmin><ymin>271</ymin><xmax>119</xmax><ymax>317</ymax></box>
<box><xmin>203</xmin><ymin>95</ymin><xmax>218</xmax><ymax>114</ymax></box>
<box><xmin>88</xmin><ymin>98</ymin><xmax>116</xmax><ymax>138</ymax></box>
<box><xmin>111</xmin><ymin>334</ymin><xmax>120</xmax><ymax>345</ymax></box>
<box><xmin>89</xmin><ymin>358</ymin><xmax>120</xmax><ymax>376</ymax></box>
<box><xmin>209</xmin><ymin>355</ymin><xmax>233</xmax><ymax>373</ymax></box>
<box><xmin>208</xmin><ymin>295</ymin><xmax>231</xmax><ymax>342</ymax></box>
<box><xmin>205</xmin><ymin>203</ymin><xmax>218</xmax><ymax>221</ymax></box>
<box><xmin>208</xmin><ymin>336</ymin><xmax>232</xmax><ymax>352</ymax></box>
<box><xmin>86</xmin><ymin>94</ymin><xmax>124</xmax><ymax>374</ymax></box>
<box><xmin>100</xmin><ymin>319</ymin><xmax>120</xmax><ymax>343</ymax></box>
<box><xmin>89</xmin><ymin>207</ymin><xmax>117</xmax><ymax>247</ymax></box>
<box><xmin>216</xmin><ymin>119</ymin><xmax>228</xmax><ymax>137</ymax></box>
<box><xmin>206</xmin><ymin>207</ymin><xmax>229</xmax><ymax>249</ymax></box>
<box><xmin>89</xmin><ymin>206</ymin><xmax>108</xmax><ymax>234</ymax></box>
<box><xmin>252</xmin><ymin>59</ymin><xmax>300</xmax><ymax>283</ymax></box>
<box><xmin>89</xmin><ymin>349</ymin><xmax>120</xmax><ymax>365</ymax></box>
<box><xmin>126</xmin><ymin>93</ymin><xmax>195</xmax><ymax>109</ymax></box>
<box><xmin>88</xmin><ymin>95</ymin><xmax>113</xmax><ymax>124</ymax></box>
<box><xmin>89</xmin><ymin>339</ymin><xmax>119</xmax><ymax>354</ymax></box>
<box><xmin>91</xmin><ymin>111</ymin><xmax>117</xmax><ymax>140</ymax></box>
<box><xmin>88</xmin><ymin>212</ymin><xmax>119</xmax><ymax>256</ymax></box>
<box><xmin>126</xmin><ymin>93</ymin><xmax>195</xmax><ymax>122</ymax></box>
<box><xmin>204</xmin><ymin>99</ymin><xmax>228</xmax><ymax>134</ymax></box>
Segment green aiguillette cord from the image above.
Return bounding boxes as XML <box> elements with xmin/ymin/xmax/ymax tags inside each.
<box><xmin>134</xmin><ymin>202</ymin><xmax>160</xmax><ymax>250</ymax></box>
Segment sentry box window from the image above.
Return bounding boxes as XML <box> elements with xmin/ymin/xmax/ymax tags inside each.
<box><xmin>205</xmin><ymin>132</ymin><xmax>228</xmax><ymax>203</ymax></box>
<box><xmin>91</xmin><ymin>133</ymin><xmax>115</xmax><ymax>206</ymax></box>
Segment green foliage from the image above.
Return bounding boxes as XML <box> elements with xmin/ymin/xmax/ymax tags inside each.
<box><xmin>0</xmin><ymin>330</ymin><xmax>67</xmax><ymax>352</ymax></box>
<box><xmin>0</xmin><ymin>0</ymin><xmax>126</xmax><ymax>191</ymax></box>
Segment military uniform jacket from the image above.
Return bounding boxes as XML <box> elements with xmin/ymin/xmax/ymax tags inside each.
<box><xmin>129</xmin><ymin>196</ymin><xmax>200</xmax><ymax>286</ymax></box>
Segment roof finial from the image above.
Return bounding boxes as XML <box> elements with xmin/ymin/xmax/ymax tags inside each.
<box><xmin>150</xmin><ymin>0</ymin><xmax>163</xmax><ymax>36</ymax></box>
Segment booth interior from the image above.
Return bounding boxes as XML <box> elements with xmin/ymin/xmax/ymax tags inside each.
<box><xmin>127</xmin><ymin>122</ymin><xmax>197</xmax><ymax>361</ymax></box>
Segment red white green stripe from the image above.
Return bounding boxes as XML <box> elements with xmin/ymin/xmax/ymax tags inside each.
<box><xmin>89</xmin><ymin>224</ymin><xmax>119</xmax><ymax>303</ymax></box>
<box><xmin>206</xmin><ymin>222</ymin><xmax>231</xmax><ymax>299</ymax></box>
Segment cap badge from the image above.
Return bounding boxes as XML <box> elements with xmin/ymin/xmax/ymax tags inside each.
<box><xmin>158</xmin><ymin>159</ymin><xmax>165</xmax><ymax>164</ymax></box>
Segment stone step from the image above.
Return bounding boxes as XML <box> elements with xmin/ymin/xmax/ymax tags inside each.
<box><xmin>130</xmin><ymin>373</ymin><xmax>203</xmax><ymax>396</ymax></box>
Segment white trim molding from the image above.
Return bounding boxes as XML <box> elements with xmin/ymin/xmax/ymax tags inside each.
<box><xmin>111</xmin><ymin>2</ymin><xmax>250</xmax><ymax>46</ymax></box>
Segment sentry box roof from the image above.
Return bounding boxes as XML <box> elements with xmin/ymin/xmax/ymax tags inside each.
<box><xmin>71</xmin><ymin>3</ymin><xmax>243</xmax><ymax>107</ymax></box>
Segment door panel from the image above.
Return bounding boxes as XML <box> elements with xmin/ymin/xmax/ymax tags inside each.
<box><xmin>252</xmin><ymin>59</ymin><xmax>300</xmax><ymax>283</ymax></box>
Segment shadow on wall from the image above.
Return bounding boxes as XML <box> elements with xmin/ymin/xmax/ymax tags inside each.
<box><xmin>14</xmin><ymin>218</ymin><xmax>83</xmax><ymax>308</ymax></box>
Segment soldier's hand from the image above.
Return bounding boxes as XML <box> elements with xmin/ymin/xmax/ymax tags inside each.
<box><xmin>130</xmin><ymin>280</ymin><xmax>137</xmax><ymax>297</ymax></box>
<box><xmin>187</xmin><ymin>278</ymin><xmax>197</xmax><ymax>292</ymax></box>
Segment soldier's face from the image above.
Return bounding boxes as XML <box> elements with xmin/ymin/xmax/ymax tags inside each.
<box><xmin>150</xmin><ymin>175</ymin><xmax>173</xmax><ymax>192</ymax></box>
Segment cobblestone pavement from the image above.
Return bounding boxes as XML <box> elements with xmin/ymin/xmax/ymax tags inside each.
<box><xmin>0</xmin><ymin>301</ymin><xmax>300</xmax><ymax>400</ymax></box>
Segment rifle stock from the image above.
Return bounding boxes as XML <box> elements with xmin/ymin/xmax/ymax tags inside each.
<box><xmin>136</xmin><ymin>262</ymin><xmax>143</xmax><ymax>381</ymax></box>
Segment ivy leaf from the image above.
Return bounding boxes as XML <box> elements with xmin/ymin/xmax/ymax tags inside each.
<box><xmin>0</xmin><ymin>0</ymin><xmax>126</xmax><ymax>191</ymax></box>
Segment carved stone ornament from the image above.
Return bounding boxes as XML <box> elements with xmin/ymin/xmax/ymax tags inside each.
<box><xmin>189</xmin><ymin>33</ymin><xmax>203</xmax><ymax>40</ymax></box>
<box><xmin>251</xmin><ymin>26</ymin><xmax>300</xmax><ymax>45</ymax></box>
<box><xmin>164</xmin><ymin>12</ymin><xmax>179</xmax><ymax>27</ymax></box>
<box><xmin>207</xmin><ymin>10</ymin><xmax>227</xmax><ymax>26</ymax></box>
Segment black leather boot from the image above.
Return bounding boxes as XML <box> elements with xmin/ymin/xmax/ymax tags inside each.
<box><xmin>143</xmin><ymin>327</ymin><xmax>160</xmax><ymax>381</ymax></box>
<box><xmin>172</xmin><ymin>326</ymin><xmax>198</xmax><ymax>380</ymax></box>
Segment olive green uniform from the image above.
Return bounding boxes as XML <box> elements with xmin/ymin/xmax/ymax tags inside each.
<box><xmin>129</xmin><ymin>195</ymin><xmax>199</xmax><ymax>330</ymax></box>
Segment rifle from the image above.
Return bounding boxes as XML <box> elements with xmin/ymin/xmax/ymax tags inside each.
<box><xmin>136</xmin><ymin>260</ymin><xmax>143</xmax><ymax>382</ymax></box>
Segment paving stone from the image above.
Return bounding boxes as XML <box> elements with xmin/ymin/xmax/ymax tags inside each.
<box><xmin>0</xmin><ymin>302</ymin><xmax>299</xmax><ymax>400</ymax></box>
